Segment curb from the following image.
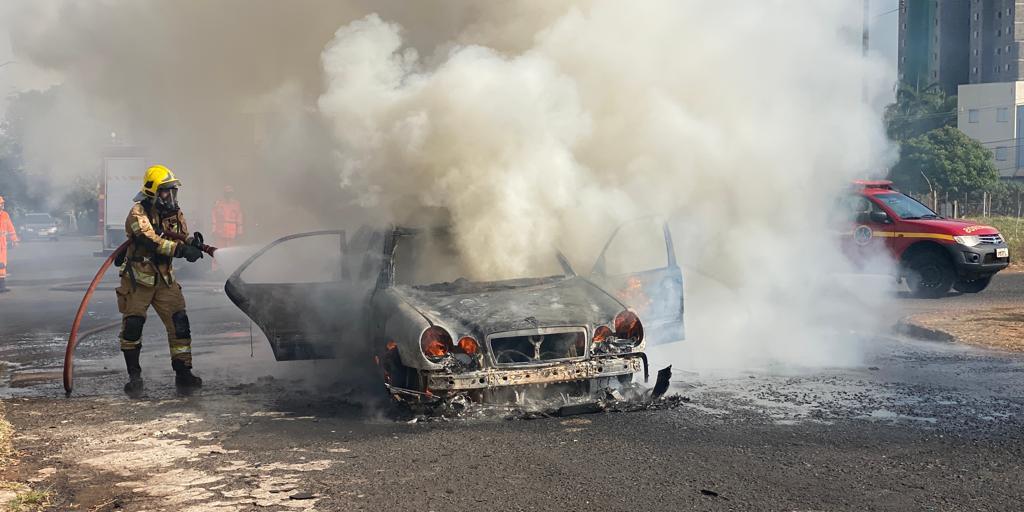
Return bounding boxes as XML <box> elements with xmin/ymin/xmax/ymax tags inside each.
<box><xmin>894</xmin><ymin>317</ymin><xmax>957</xmax><ymax>343</ymax></box>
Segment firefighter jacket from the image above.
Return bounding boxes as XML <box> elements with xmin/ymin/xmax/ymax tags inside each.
<box><xmin>121</xmin><ymin>202</ymin><xmax>188</xmax><ymax>287</ymax></box>
<box><xmin>0</xmin><ymin>211</ymin><xmax>18</xmax><ymax>276</ymax></box>
<box><xmin>211</xmin><ymin>198</ymin><xmax>243</xmax><ymax>240</ymax></box>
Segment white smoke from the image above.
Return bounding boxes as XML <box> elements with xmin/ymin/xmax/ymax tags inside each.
<box><xmin>317</xmin><ymin>2</ymin><xmax>896</xmax><ymax>367</ymax></box>
<box><xmin>3</xmin><ymin>1</ymin><xmax>897</xmax><ymax>369</ymax></box>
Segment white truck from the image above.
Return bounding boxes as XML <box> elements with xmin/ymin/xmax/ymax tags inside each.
<box><xmin>99</xmin><ymin>155</ymin><xmax>147</xmax><ymax>254</ymax></box>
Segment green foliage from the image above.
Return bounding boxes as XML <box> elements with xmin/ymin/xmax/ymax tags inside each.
<box><xmin>884</xmin><ymin>84</ymin><xmax>957</xmax><ymax>142</ymax></box>
<box><xmin>0</xmin><ymin>89</ymin><xmax>100</xmax><ymax>229</ymax></box>
<box><xmin>890</xmin><ymin>126</ymin><xmax>1001</xmax><ymax>197</ymax></box>
<box><xmin>988</xmin><ymin>180</ymin><xmax>1024</xmax><ymax>215</ymax></box>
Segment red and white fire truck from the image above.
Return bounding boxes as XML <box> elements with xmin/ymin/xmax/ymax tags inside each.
<box><xmin>839</xmin><ymin>180</ymin><xmax>1010</xmax><ymax>298</ymax></box>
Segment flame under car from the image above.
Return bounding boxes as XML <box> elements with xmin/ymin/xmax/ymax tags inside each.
<box><xmin>224</xmin><ymin>220</ymin><xmax>684</xmax><ymax>403</ymax></box>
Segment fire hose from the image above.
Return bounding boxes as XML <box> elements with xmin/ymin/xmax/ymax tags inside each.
<box><xmin>63</xmin><ymin>233</ymin><xmax>216</xmax><ymax>395</ymax></box>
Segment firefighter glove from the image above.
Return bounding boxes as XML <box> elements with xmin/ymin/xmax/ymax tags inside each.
<box><xmin>179</xmin><ymin>243</ymin><xmax>203</xmax><ymax>262</ymax></box>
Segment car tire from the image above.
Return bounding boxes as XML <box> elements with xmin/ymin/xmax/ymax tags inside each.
<box><xmin>905</xmin><ymin>251</ymin><xmax>955</xmax><ymax>298</ymax></box>
<box><xmin>953</xmin><ymin>276</ymin><xmax>992</xmax><ymax>294</ymax></box>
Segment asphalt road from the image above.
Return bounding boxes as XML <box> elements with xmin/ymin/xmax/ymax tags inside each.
<box><xmin>0</xmin><ymin>238</ymin><xmax>1022</xmax><ymax>511</ymax></box>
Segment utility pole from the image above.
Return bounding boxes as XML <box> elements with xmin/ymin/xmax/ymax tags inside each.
<box><xmin>862</xmin><ymin>0</ymin><xmax>870</xmax><ymax>57</ymax></box>
<box><xmin>862</xmin><ymin>0</ymin><xmax>870</xmax><ymax>102</ymax></box>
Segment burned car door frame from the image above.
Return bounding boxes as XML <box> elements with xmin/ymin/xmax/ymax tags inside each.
<box><xmin>224</xmin><ymin>230</ymin><xmax>349</xmax><ymax>361</ymax></box>
<box><xmin>590</xmin><ymin>218</ymin><xmax>685</xmax><ymax>345</ymax></box>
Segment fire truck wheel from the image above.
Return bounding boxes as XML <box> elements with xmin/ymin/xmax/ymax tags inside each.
<box><xmin>953</xmin><ymin>276</ymin><xmax>992</xmax><ymax>294</ymax></box>
<box><xmin>905</xmin><ymin>251</ymin><xmax>955</xmax><ymax>298</ymax></box>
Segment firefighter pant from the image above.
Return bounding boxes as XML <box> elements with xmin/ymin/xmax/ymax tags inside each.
<box><xmin>116</xmin><ymin>275</ymin><xmax>193</xmax><ymax>367</ymax></box>
<box><xmin>0</xmin><ymin>239</ymin><xmax>8</xmax><ymax>280</ymax></box>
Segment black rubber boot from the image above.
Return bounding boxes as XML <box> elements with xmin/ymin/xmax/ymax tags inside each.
<box><xmin>0</xmin><ymin>278</ymin><xmax>9</xmax><ymax>293</ymax></box>
<box><xmin>122</xmin><ymin>348</ymin><xmax>144</xmax><ymax>396</ymax></box>
<box><xmin>172</xmin><ymin>360</ymin><xmax>202</xmax><ymax>388</ymax></box>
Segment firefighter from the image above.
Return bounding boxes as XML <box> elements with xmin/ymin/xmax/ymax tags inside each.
<box><xmin>118</xmin><ymin>165</ymin><xmax>205</xmax><ymax>395</ymax></box>
<box><xmin>211</xmin><ymin>185</ymin><xmax>243</xmax><ymax>248</ymax></box>
<box><xmin>0</xmin><ymin>196</ymin><xmax>19</xmax><ymax>293</ymax></box>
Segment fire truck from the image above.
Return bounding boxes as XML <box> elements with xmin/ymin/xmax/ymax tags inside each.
<box><xmin>840</xmin><ymin>180</ymin><xmax>1010</xmax><ymax>298</ymax></box>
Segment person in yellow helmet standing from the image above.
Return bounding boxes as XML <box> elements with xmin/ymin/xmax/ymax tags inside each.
<box><xmin>0</xmin><ymin>196</ymin><xmax>19</xmax><ymax>293</ymax></box>
<box><xmin>117</xmin><ymin>165</ymin><xmax>205</xmax><ymax>395</ymax></box>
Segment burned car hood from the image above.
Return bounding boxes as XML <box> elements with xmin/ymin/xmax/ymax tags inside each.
<box><xmin>392</xmin><ymin>276</ymin><xmax>625</xmax><ymax>335</ymax></box>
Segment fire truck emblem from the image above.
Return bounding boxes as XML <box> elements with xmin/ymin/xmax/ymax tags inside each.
<box><xmin>854</xmin><ymin>225</ymin><xmax>873</xmax><ymax>246</ymax></box>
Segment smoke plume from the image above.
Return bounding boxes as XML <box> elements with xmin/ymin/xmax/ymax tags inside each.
<box><xmin>2</xmin><ymin>1</ymin><xmax>897</xmax><ymax>368</ymax></box>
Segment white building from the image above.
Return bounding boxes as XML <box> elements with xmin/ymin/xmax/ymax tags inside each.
<box><xmin>957</xmin><ymin>81</ymin><xmax>1024</xmax><ymax>179</ymax></box>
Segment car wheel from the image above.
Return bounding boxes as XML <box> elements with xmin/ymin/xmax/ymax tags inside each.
<box><xmin>953</xmin><ymin>276</ymin><xmax>992</xmax><ymax>294</ymax></box>
<box><xmin>905</xmin><ymin>252</ymin><xmax>955</xmax><ymax>298</ymax></box>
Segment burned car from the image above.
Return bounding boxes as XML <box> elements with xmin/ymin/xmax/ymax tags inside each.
<box><xmin>225</xmin><ymin>219</ymin><xmax>684</xmax><ymax>403</ymax></box>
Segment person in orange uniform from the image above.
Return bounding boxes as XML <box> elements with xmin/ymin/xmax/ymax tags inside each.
<box><xmin>210</xmin><ymin>185</ymin><xmax>243</xmax><ymax>272</ymax></box>
<box><xmin>0</xmin><ymin>196</ymin><xmax>20</xmax><ymax>293</ymax></box>
<box><xmin>211</xmin><ymin>185</ymin><xmax>243</xmax><ymax>248</ymax></box>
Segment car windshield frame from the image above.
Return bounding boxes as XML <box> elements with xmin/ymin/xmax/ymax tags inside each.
<box><xmin>23</xmin><ymin>214</ymin><xmax>54</xmax><ymax>224</ymax></box>
<box><xmin>389</xmin><ymin>227</ymin><xmax>574</xmax><ymax>289</ymax></box>
<box><xmin>872</xmin><ymin>192</ymin><xmax>941</xmax><ymax>220</ymax></box>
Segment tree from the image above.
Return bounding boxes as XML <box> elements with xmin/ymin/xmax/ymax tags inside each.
<box><xmin>890</xmin><ymin>126</ymin><xmax>1000</xmax><ymax>200</ymax></box>
<box><xmin>0</xmin><ymin>116</ymin><xmax>33</xmax><ymax>215</ymax></box>
<box><xmin>884</xmin><ymin>83</ymin><xmax>957</xmax><ymax>142</ymax></box>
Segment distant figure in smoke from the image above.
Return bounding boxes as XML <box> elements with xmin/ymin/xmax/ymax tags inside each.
<box><xmin>0</xmin><ymin>196</ymin><xmax>19</xmax><ymax>293</ymax></box>
<box><xmin>211</xmin><ymin>185</ymin><xmax>243</xmax><ymax>267</ymax></box>
<box><xmin>117</xmin><ymin>165</ymin><xmax>205</xmax><ymax>396</ymax></box>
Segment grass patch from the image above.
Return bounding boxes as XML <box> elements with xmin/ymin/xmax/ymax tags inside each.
<box><xmin>6</xmin><ymin>488</ymin><xmax>52</xmax><ymax>511</ymax></box>
<box><xmin>0</xmin><ymin>402</ymin><xmax>52</xmax><ymax>512</ymax></box>
<box><xmin>968</xmin><ymin>216</ymin><xmax>1024</xmax><ymax>266</ymax></box>
<box><xmin>0</xmin><ymin>404</ymin><xmax>12</xmax><ymax>464</ymax></box>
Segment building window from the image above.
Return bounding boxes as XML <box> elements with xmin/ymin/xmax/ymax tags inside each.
<box><xmin>998</xmin><ymin>47</ymin><xmax>1003</xmax><ymax>55</ymax></box>
<box><xmin>998</xmin><ymin>29</ymin><xmax>1003</xmax><ymax>36</ymax></box>
<box><xmin>1006</xmin><ymin>64</ymin><xmax>1011</xmax><ymax>71</ymax></box>
<box><xmin>969</xmin><ymin>109</ymin><xmax>980</xmax><ymax>123</ymax></box>
<box><xmin>998</xmin><ymin>10</ymin><xmax>1003</xmax><ymax>19</ymax></box>
<box><xmin>995</xmin><ymin>147</ymin><xmax>1009</xmax><ymax>161</ymax></box>
<box><xmin>975</xmin><ymin>13</ymin><xmax>980</xmax><ymax>20</ymax></box>
<box><xmin>973</xmin><ymin>67</ymin><xmax>979</xmax><ymax>74</ymax></box>
<box><xmin>975</xmin><ymin>30</ymin><xmax>980</xmax><ymax>38</ymax></box>
<box><xmin>998</xmin><ymin>107</ymin><xmax>1010</xmax><ymax>122</ymax></box>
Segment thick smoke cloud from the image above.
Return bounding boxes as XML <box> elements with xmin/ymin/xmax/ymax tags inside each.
<box><xmin>317</xmin><ymin>2</ymin><xmax>897</xmax><ymax>366</ymax></box>
<box><xmin>3</xmin><ymin>1</ymin><xmax>896</xmax><ymax>368</ymax></box>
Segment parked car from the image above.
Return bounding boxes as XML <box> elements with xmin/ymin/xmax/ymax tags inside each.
<box><xmin>225</xmin><ymin>219</ymin><xmax>684</xmax><ymax>404</ymax></box>
<box><xmin>18</xmin><ymin>213</ymin><xmax>60</xmax><ymax>241</ymax></box>
<box><xmin>838</xmin><ymin>180</ymin><xmax>1010</xmax><ymax>297</ymax></box>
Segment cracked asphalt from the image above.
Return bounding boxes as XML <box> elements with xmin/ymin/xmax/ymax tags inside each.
<box><xmin>0</xmin><ymin>238</ymin><xmax>1022</xmax><ymax>511</ymax></box>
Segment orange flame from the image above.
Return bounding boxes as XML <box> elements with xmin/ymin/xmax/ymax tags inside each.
<box><xmin>615</xmin><ymin>276</ymin><xmax>652</xmax><ymax>313</ymax></box>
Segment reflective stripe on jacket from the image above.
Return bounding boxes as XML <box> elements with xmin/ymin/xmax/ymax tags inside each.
<box><xmin>122</xmin><ymin>202</ymin><xmax>189</xmax><ymax>286</ymax></box>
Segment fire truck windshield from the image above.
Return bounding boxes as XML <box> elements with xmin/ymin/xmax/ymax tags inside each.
<box><xmin>873</xmin><ymin>193</ymin><xmax>940</xmax><ymax>220</ymax></box>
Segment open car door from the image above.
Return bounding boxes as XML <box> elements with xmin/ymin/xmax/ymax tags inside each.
<box><xmin>591</xmin><ymin>218</ymin><xmax>684</xmax><ymax>345</ymax></box>
<box><xmin>224</xmin><ymin>230</ymin><xmax>353</xmax><ymax>361</ymax></box>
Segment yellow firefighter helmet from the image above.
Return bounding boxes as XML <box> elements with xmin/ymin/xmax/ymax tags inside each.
<box><xmin>140</xmin><ymin>165</ymin><xmax>181</xmax><ymax>199</ymax></box>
